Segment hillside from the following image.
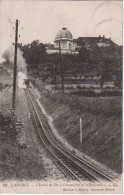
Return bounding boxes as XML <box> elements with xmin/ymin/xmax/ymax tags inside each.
<box><xmin>39</xmin><ymin>90</ymin><xmax>122</xmax><ymax>174</ymax></box>
<box><xmin>2</xmin><ymin>39</ymin><xmax>122</xmax><ymax>89</ymax></box>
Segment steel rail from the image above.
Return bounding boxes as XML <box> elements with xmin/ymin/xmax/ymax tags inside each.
<box><xmin>37</xmin><ymin>97</ymin><xmax>113</xmax><ymax>182</ymax></box>
<box><xmin>27</xmin><ymin>88</ymin><xmax>113</xmax><ymax>182</ymax></box>
<box><xmin>26</xmin><ymin>89</ymin><xmax>82</xmax><ymax>181</ymax></box>
<box><xmin>27</xmin><ymin>89</ymin><xmax>98</xmax><ymax>181</ymax></box>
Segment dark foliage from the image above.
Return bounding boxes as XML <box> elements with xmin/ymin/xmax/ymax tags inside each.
<box><xmin>0</xmin><ymin>110</ymin><xmax>20</xmax><ymax>143</ymax></box>
<box><xmin>18</xmin><ymin>40</ymin><xmax>122</xmax><ymax>88</ymax></box>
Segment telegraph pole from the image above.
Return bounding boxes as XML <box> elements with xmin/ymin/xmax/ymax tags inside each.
<box><xmin>59</xmin><ymin>41</ymin><xmax>64</xmax><ymax>94</ymax></box>
<box><xmin>12</xmin><ymin>19</ymin><xmax>18</xmax><ymax>110</ymax></box>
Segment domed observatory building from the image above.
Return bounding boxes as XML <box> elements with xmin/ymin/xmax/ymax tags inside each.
<box><xmin>54</xmin><ymin>28</ymin><xmax>76</xmax><ymax>53</ymax></box>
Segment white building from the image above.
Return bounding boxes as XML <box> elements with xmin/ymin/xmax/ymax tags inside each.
<box><xmin>54</xmin><ymin>28</ymin><xmax>77</xmax><ymax>52</ymax></box>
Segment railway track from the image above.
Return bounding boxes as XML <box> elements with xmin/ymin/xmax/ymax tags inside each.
<box><xmin>25</xmin><ymin>87</ymin><xmax>113</xmax><ymax>182</ymax></box>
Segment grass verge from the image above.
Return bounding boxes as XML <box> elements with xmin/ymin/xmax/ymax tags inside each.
<box><xmin>0</xmin><ymin>111</ymin><xmax>46</xmax><ymax>180</ymax></box>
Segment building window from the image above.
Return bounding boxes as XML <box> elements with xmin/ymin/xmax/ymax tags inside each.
<box><xmin>62</xmin><ymin>42</ymin><xmax>66</xmax><ymax>49</ymax></box>
<box><xmin>69</xmin><ymin>43</ymin><xmax>71</xmax><ymax>50</ymax></box>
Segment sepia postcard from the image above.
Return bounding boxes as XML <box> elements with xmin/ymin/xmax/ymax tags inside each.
<box><xmin>0</xmin><ymin>0</ymin><xmax>123</xmax><ymax>194</ymax></box>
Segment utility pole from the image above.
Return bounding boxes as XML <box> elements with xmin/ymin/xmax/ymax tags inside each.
<box><xmin>12</xmin><ymin>19</ymin><xmax>18</xmax><ymax>110</ymax></box>
<box><xmin>80</xmin><ymin>117</ymin><xmax>83</xmax><ymax>144</ymax></box>
<box><xmin>59</xmin><ymin>41</ymin><xmax>64</xmax><ymax>94</ymax></box>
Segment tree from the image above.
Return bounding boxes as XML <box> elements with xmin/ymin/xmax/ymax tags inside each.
<box><xmin>99</xmin><ymin>61</ymin><xmax>114</xmax><ymax>88</ymax></box>
<box><xmin>78</xmin><ymin>46</ymin><xmax>90</xmax><ymax>63</ymax></box>
<box><xmin>20</xmin><ymin>40</ymin><xmax>47</xmax><ymax>69</ymax></box>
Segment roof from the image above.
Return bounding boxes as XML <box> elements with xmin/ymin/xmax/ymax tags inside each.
<box><xmin>55</xmin><ymin>28</ymin><xmax>73</xmax><ymax>41</ymax></box>
<box><xmin>77</xmin><ymin>36</ymin><xmax>116</xmax><ymax>46</ymax></box>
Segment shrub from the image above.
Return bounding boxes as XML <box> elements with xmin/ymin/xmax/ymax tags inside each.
<box><xmin>76</xmin><ymin>85</ymin><xmax>82</xmax><ymax>90</ymax></box>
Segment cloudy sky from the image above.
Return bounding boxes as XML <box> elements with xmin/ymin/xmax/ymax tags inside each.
<box><xmin>0</xmin><ymin>1</ymin><xmax>122</xmax><ymax>62</ymax></box>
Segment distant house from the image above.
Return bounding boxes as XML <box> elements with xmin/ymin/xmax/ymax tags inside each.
<box><xmin>76</xmin><ymin>35</ymin><xmax>117</xmax><ymax>48</ymax></box>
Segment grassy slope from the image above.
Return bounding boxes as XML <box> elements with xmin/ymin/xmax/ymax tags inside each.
<box><xmin>0</xmin><ymin>81</ymin><xmax>46</xmax><ymax>180</ymax></box>
<box><xmin>0</xmin><ymin>133</ymin><xmax>46</xmax><ymax>180</ymax></box>
<box><xmin>0</xmin><ymin>75</ymin><xmax>67</xmax><ymax>181</ymax></box>
<box><xmin>40</xmin><ymin>92</ymin><xmax>122</xmax><ymax>174</ymax></box>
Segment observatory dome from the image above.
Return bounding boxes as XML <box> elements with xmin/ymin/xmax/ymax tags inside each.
<box><xmin>55</xmin><ymin>28</ymin><xmax>73</xmax><ymax>40</ymax></box>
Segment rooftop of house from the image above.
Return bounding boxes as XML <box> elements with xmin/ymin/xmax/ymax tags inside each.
<box><xmin>76</xmin><ymin>36</ymin><xmax>117</xmax><ymax>46</ymax></box>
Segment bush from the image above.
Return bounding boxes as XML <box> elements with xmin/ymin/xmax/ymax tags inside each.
<box><xmin>76</xmin><ymin>85</ymin><xmax>82</xmax><ymax>90</ymax></box>
<box><xmin>0</xmin><ymin>110</ymin><xmax>21</xmax><ymax>144</ymax></box>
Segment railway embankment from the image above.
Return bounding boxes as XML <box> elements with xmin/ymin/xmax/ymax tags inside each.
<box><xmin>0</xmin><ymin>82</ymin><xmax>67</xmax><ymax>180</ymax></box>
<box><xmin>39</xmin><ymin>89</ymin><xmax>122</xmax><ymax>175</ymax></box>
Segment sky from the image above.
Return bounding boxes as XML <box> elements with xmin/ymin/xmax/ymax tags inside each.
<box><xmin>0</xmin><ymin>1</ymin><xmax>123</xmax><ymax>62</ymax></box>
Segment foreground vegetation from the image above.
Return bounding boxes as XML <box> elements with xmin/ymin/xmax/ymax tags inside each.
<box><xmin>0</xmin><ymin>111</ymin><xmax>47</xmax><ymax>180</ymax></box>
<box><xmin>0</xmin><ymin>75</ymin><xmax>46</xmax><ymax>180</ymax></box>
<box><xmin>0</xmin><ymin>85</ymin><xmax>47</xmax><ymax>181</ymax></box>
